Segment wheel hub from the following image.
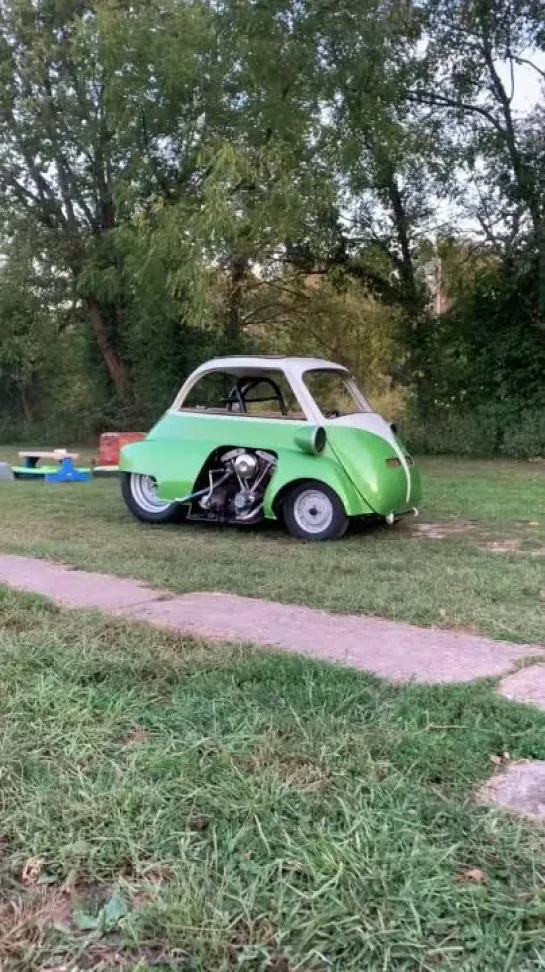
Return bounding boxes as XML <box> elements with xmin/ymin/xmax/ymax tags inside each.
<box><xmin>130</xmin><ymin>474</ymin><xmax>172</xmax><ymax>514</ymax></box>
<box><xmin>293</xmin><ymin>489</ymin><xmax>334</xmax><ymax>534</ymax></box>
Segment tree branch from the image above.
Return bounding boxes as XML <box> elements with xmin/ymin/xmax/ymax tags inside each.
<box><xmin>407</xmin><ymin>90</ymin><xmax>504</xmax><ymax>134</ymax></box>
<box><xmin>512</xmin><ymin>55</ymin><xmax>545</xmax><ymax>83</ymax></box>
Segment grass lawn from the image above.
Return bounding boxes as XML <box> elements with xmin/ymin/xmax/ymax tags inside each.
<box><xmin>2</xmin><ymin>586</ymin><xmax>545</xmax><ymax>970</ymax></box>
<box><xmin>0</xmin><ymin>452</ymin><xmax>543</xmax><ymax>643</ymax></box>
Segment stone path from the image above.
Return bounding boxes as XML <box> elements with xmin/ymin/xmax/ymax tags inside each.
<box><xmin>0</xmin><ymin>554</ymin><xmax>543</xmax><ymax>685</ymax></box>
<box><xmin>478</xmin><ymin>761</ymin><xmax>545</xmax><ymax>820</ymax></box>
<box><xmin>499</xmin><ymin>665</ymin><xmax>545</xmax><ymax>710</ymax></box>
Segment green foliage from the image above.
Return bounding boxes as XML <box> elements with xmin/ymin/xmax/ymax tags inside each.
<box><xmin>410</xmin><ymin>260</ymin><xmax>545</xmax><ymax>455</ymax></box>
<box><xmin>402</xmin><ymin>406</ymin><xmax>503</xmax><ymax>458</ymax></box>
<box><xmin>501</xmin><ymin>410</ymin><xmax>545</xmax><ymax>459</ymax></box>
<box><xmin>0</xmin><ymin>0</ymin><xmax>543</xmax><ymax>450</ymax></box>
<box><xmin>0</xmin><ymin>250</ymin><xmax>49</xmax><ymax>419</ymax></box>
<box><xmin>404</xmin><ymin>408</ymin><xmax>545</xmax><ymax>460</ymax></box>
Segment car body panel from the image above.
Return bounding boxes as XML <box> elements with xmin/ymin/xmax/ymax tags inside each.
<box><xmin>120</xmin><ymin>355</ymin><xmax>422</xmax><ymax>522</ymax></box>
<box><xmin>326</xmin><ymin>425</ymin><xmax>421</xmax><ymax>516</ymax></box>
<box><xmin>121</xmin><ymin>412</ymin><xmax>375</xmax><ymax>516</ymax></box>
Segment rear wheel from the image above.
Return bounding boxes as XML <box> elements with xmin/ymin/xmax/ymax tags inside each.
<box><xmin>121</xmin><ymin>472</ymin><xmax>185</xmax><ymax>524</ymax></box>
<box><xmin>283</xmin><ymin>481</ymin><xmax>348</xmax><ymax>541</ymax></box>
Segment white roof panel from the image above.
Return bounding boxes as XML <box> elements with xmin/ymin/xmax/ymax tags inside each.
<box><xmin>192</xmin><ymin>356</ymin><xmax>348</xmax><ymax>376</ymax></box>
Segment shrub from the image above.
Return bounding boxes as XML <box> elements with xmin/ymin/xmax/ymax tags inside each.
<box><xmin>501</xmin><ymin>410</ymin><xmax>545</xmax><ymax>459</ymax></box>
<box><xmin>402</xmin><ymin>406</ymin><xmax>545</xmax><ymax>459</ymax></box>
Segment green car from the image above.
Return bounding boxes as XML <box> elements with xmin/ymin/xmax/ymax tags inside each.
<box><xmin>120</xmin><ymin>356</ymin><xmax>421</xmax><ymax>541</ymax></box>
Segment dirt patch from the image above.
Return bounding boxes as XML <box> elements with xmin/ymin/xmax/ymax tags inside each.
<box><xmin>122</xmin><ymin>729</ymin><xmax>151</xmax><ymax>746</ymax></box>
<box><xmin>267</xmin><ymin>958</ymin><xmax>293</xmax><ymax>972</ymax></box>
<box><xmin>410</xmin><ymin>520</ymin><xmax>545</xmax><ymax>557</ymax></box>
<box><xmin>455</xmin><ymin>867</ymin><xmax>488</xmax><ymax>885</ymax></box>
<box><xmin>0</xmin><ymin>882</ymin><xmax>178</xmax><ymax>969</ymax></box>
<box><xmin>275</xmin><ymin>754</ymin><xmax>331</xmax><ymax>789</ymax></box>
<box><xmin>477</xmin><ymin>760</ymin><xmax>545</xmax><ymax>820</ymax></box>
<box><xmin>75</xmin><ymin>942</ymin><xmax>178</xmax><ymax>970</ymax></box>
<box><xmin>409</xmin><ymin>521</ymin><xmax>477</xmax><ymax>541</ymax></box>
<box><xmin>228</xmin><ymin>916</ymin><xmax>277</xmax><ymax>962</ymax></box>
<box><xmin>241</xmin><ymin>753</ymin><xmax>331</xmax><ymax>790</ymax></box>
<box><xmin>0</xmin><ymin>889</ymin><xmax>74</xmax><ymax>964</ymax></box>
<box><xmin>21</xmin><ymin>857</ymin><xmax>45</xmax><ymax>886</ymax></box>
<box><xmin>479</xmin><ymin>539</ymin><xmax>522</xmax><ymax>554</ymax></box>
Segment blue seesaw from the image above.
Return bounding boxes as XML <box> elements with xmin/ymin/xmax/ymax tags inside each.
<box><xmin>45</xmin><ymin>456</ymin><xmax>92</xmax><ymax>483</ymax></box>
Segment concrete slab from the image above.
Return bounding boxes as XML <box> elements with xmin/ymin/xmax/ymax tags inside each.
<box><xmin>0</xmin><ymin>555</ymin><xmax>162</xmax><ymax>611</ymax></box>
<box><xmin>498</xmin><ymin>664</ymin><xmax>545</xmax><ymax>711</ymax></box>
<box><xmin>478</xmin><ymin>761</ymin><xmax>545</xmax><ymax>820</ymax></box>
<box><xmin>0</xmin><ymin>554</ymin><xmax>542</xmax><ymax>684</ymax></box>
<box><xmin>129</xmin><ymin>591</ymin><xmax>543</xmax><ymax>684</ymax></box>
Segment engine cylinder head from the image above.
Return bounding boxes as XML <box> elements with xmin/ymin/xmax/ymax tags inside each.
<box><xmin>233</xmin><ymin>452</ymin><xmax>258</xmax><ymax>480</ymax></box>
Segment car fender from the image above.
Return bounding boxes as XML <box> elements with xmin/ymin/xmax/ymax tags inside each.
<box><xmin>263</xmin><ymin>446</ymin><xmax>373</xmax><ymax>518</ymax></box>
<box><xmin>121</xmin><ymin>436</ymin><xmax>213</xmax><ymax>502</ymax></box>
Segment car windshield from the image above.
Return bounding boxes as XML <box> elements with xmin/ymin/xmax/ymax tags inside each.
<box><xmin>303</xmin><ymin>369</ymin><xmax>371</xmax><ymax>417</ymax></box>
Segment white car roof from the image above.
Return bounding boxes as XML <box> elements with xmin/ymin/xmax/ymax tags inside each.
<box><xmin>191</xmin><ymin>356</ymin><xmax>348</xmax><ymax>378</ymax></box>
<box><xmin>173</xmin><ymin>355</ymin><xmax>360</xmax><ymax>419</ymax></box>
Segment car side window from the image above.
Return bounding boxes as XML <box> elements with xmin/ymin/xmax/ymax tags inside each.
<box><xmin>179</xmin><ymin>371</ymin><xmax>305</xmax><ymax>418</ymax></box>
<box><xmin>180</xmin><ymin>372</ymin><xmax>233</xmax><ymax>410</ymax></box>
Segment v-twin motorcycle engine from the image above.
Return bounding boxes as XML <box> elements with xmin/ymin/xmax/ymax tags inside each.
<box><xmin>232</xmin><ymin>452</ymin><xmax>259</xmax><ymax>480</ymax></box>
<box><xmin>195</xmin><ymin>447</ymin><xmax>277</xmax><ymax>523</ymax></box>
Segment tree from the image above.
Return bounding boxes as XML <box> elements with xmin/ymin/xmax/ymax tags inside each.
<box><xmin>141</xmin><ymin>0</ymin><xmax>330</xmax><ymax>346</ymax></box>
<box><xmin>417</xmin><ymin>0</ymin><xmax>545</xmax><ymax>279</ymax></box>
<box><xmin>0</xmin><ymin>234</ymin><xmax>60</xmax><ymax>423</ymax></box>
<box><xmin>0</xmin><ymin>0</ymin><xmax>219</xmax><ymax>397</ymax></box>
<box><xmin>309</xmin><ymin>0</ymin><xmax>437</xmax><ymax>317</ymax></box>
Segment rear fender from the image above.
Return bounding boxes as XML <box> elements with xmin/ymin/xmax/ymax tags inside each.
<box><xmin>264</xmin><ymin>449</ymin><xmax>372</xmax><ymax>519</ymax></box>
<box><xmin>120</xmin><ymin>439</ymin><xmax>202</xmax><ymax>501</ymax></box>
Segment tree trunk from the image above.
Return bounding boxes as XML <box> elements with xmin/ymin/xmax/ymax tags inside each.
<box><xmin>225</xmin><ymin>257</ymin><xmax>248</xmax><ymax>346</ymax></box>
<box><xmin>20</xmin><ymin>383</ymin><xmax>32</xmax><ymax>423</ymax></box>
<box><xmin>86</xmin><ymin>295</ymin><xmax>132</xmax><ymax>398</ymax></box>
<box><xmin>481</xmin><ymin>41</ymin><xmax>542</xmax><ymax>239</ymax></box>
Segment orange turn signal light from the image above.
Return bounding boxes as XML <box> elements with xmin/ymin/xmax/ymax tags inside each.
<box><xmin>386</xmin><ymin>455</ymin><xmax>414</xmax><ymax>468</ymax></box>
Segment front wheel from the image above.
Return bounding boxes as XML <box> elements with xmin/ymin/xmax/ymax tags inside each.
<box><xmin>121</xmin><ymin>473</ymin><xmax>186</xmax><ymax>524</ymax></box>
<box><xmin>283</xmin><ymin>481</ymin><xmax>348</xmax><ymax>541</ymax></box>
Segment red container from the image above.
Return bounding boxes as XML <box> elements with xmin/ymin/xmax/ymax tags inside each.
<box><xmin>97</xmin><ymin>432</ymin><xmax>146</xmax><ymax>467</ymax></box>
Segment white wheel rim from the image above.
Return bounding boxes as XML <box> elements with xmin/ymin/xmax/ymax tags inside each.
<box><xmin>293</xmin><ymin>489</ymin><xmax>334</xmax><ymax>535</ymax></box>
<box><xmin>130</xmin><ymin>474</ymin><xmax>172</xmax><ymax>514</ymax></box>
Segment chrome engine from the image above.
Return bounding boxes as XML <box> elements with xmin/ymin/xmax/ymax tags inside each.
<box><xmin>192</xmin><ymin>448</ymin><xmax>277</xmax><ymax>524</ymax></box>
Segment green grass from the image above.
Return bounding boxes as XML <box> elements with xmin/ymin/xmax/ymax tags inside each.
<box><xmin>0</xmin><ymin>453</ymin><xmax>543</xmax><ymax>643</ymax></box>
<box><xmin>2</xmin><ymin>586</ymin><xmax>545</xmax><ymax>970</ymax></box>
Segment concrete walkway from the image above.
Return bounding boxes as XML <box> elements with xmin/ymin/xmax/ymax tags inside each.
<box><xmin>0</xmin><ymin>553</ymin><xmax>542</xmax><ymax>685</ymax></box>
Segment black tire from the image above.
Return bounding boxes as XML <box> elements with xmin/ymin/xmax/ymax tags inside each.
<box><xmin>282</xmin><ymin>481</ymin><xmax>348</xmax><ymax>541</ymax></box>
<box><xmin>121</xmin><ymin>472</ymin><xmax>186</xmax><ymax>524</ymax></box>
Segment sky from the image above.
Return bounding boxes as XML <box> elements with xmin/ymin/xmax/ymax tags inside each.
<box><xmin>432</xmin><ymin>51</ymin><xmax>545</xmax><ymax>241</ymax></box>
<box><xmin>497</xmin><ymin>51</ymin><xmax>545</xmax><ymax>115</ymax></box>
